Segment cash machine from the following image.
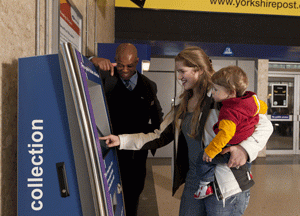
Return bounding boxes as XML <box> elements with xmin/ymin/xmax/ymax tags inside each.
<box><xmin>18</xmin><ymin>43</ymin><xmax>124</xmax><ymax>216</ymax></box>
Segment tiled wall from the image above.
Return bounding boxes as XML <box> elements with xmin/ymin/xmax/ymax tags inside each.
<box><xmin>0</xmin><ymin>0</ymin><xmax>115</xmax><ymax>215</ymax></box>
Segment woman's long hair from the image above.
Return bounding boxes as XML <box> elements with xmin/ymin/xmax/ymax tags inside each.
<box><xmin>174</xmin><ymin>46</ymin><xmax>215</xmax><ymax>138</ymax></box>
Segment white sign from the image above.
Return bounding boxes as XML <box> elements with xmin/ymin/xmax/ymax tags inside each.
<box><xmin>60</xmin><ymin>0</ymin><xmax>82</xmax><ymax>52</ymax></box>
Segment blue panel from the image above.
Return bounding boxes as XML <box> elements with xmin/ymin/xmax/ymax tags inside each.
<box><xmin>18</xmin><ymin>55</ymin><xmax>82</xmax><ymax>215</ymax></box>
<box><xmin>103</xmin><ymin>150</ymin><xmax>124</xmax><ymax>216</ymax></box>
<box><xmin>115</xmin><ymin>39</ymin><xmax>300</xmax><ymax>62</ymax></box>
<box><xmin>97</xmin><ymin>43</ymin><xmax>151</xmax><ymax>73</ymax></box>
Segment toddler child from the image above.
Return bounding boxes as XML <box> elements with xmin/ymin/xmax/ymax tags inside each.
<box><xmin>194</xmin><ymin>65</ymin><xmax>267</xmax><ymax>199</ymax></box>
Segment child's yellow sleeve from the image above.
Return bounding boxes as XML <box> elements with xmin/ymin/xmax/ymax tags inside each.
<box><xmin>259</xmin><ymin>100</ymin><xmax>268</xmax><ymax>114</ymax></box>
<box><xmin>204</xmin><ymin>119</ymin><xmax>236</xmax><ymax>159</ymax></box>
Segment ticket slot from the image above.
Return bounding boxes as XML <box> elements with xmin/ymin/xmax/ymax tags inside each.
<box><xmin>56</xmin><ymin>162</ymin><xmax>70</xmax><ymax>198</ymax></box>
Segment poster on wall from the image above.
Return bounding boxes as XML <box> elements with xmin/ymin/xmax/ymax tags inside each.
<box><xmin>60</xmin><ymin>0</ymin><xmax>82</xmax><ymax>52</ymax></box>
<box><xmin>271</xmin><ymin>84</ymin><xmax>288</xmax><ymax>108</ymax></box>
<box><xmin>61</xmin><ymin>42</ymin><xmax>125</xmax><ymax>216</ymax></box>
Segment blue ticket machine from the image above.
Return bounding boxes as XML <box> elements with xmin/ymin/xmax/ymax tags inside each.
<box><xmin>18</xmin><ymin>44</ymin><xmax>125</xmax><ymax>216</ymax></box>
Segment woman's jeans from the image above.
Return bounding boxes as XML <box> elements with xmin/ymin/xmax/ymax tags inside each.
<box><xmin>179</xmin><ymin>167</ymin><xmax>250</xmax><ymax>216</ymax></box>
<box><xmin>179</xmin><ymin>183</ymin><xmax>250</xmax><ymax>216</ymax></box>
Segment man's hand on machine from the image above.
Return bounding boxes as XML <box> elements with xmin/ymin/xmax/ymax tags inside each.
<box><xmin>99</xmin><ymin>135</ymin><xmax>120</xmax><ymax>147</ymax></box>
<box><xmin>90</xmin><ymin>57</ymin><xmax>117</xmax><ymax>76</ymax></box>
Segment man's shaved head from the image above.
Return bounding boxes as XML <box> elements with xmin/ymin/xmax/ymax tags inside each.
<box><xmin>115</xmin><ymin>43</ymin><xmax>138</xmax><ymax>62</ymax></box>
<box><xmin>114</xmin><ymin>43</ymin><xmax>139</xmax><ymax>80</ymax></box>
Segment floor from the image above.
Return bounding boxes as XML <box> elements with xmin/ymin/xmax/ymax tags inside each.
<box><xmin>267</xmin><ymin>129</ymin><xmax>294</xmax><ymax>150</ymax></box>
<box><xmin>137</xmin><ymin>155</ymin><xmax>300</xmax><ymax>216</ymax></box>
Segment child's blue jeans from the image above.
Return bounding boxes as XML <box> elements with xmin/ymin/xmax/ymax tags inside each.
<box><xmin>195</xmin><ymin>151</ymin><xmax>231</xmax><ymax>182</ymax></box>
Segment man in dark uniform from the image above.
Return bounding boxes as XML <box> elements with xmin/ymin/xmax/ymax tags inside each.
<box><xmin>91</xmin><ymin>43</ymin><xmax>163</xmax><ymax>216</ymax></box>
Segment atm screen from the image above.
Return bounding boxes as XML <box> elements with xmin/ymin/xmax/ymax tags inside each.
<box><xmin>86</xmin><ymin>78</ymin><xmax>112</xmax><ymax>159</ymax></box>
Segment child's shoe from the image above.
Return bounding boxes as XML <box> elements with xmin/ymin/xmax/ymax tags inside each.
<box><xmin>194</xmin><ymin>181</ymin><xmax>214</xmax><ymax>199</ymax></box>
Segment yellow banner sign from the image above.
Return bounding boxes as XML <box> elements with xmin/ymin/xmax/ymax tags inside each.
<box><xmin>116</xmin><ymin>0</ymin><xmax>300</xmax><ymax>17</ymax></box>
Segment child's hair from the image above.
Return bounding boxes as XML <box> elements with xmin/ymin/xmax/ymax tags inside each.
<box><xmin>174</xmin><ymin>46</ymin><xmax>215</xmax><ymax>138</ymax></box>
<box><xmin>212</xmin><ymin>66</ymin><xmax>249</xmax><ymax>97</ymax></box>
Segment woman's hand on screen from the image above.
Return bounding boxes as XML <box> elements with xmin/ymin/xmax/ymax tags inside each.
<box><xmin>99</xmin><ymin>135</ymin><xmax>120</xmax><ymax>147</ymax></box>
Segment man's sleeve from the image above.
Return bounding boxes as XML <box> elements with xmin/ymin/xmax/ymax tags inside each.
<box><xmin>149</xmin><ymin>82</ymin><xmax>164</xmax><ymax>129</ymax></box>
